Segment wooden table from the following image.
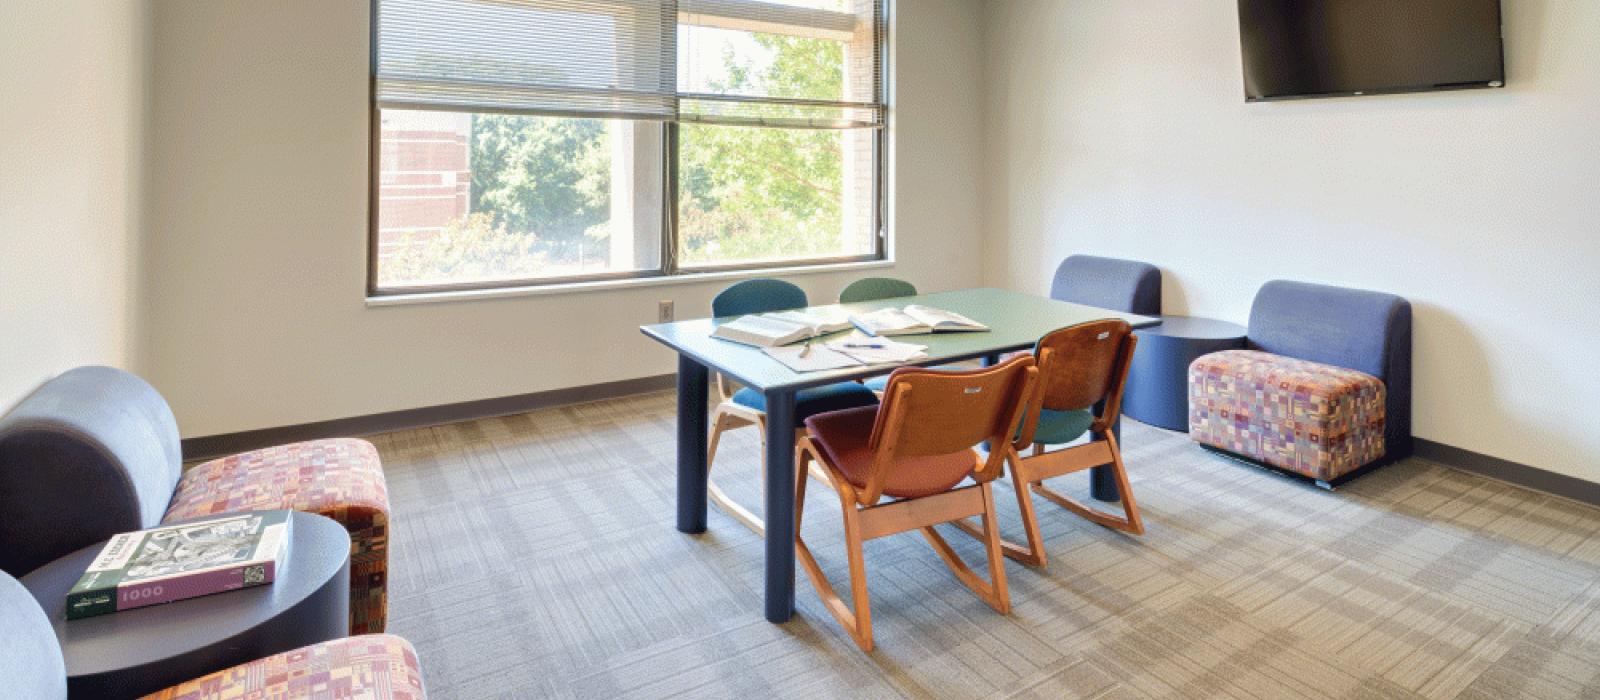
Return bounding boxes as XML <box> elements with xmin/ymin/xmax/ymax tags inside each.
<box><xmin>21</xmin><ymin>511</ymin><xmax>351</xmax><ymax>698</ymax></box>
<box><xmin>641</xmin><ymin>287</ymin><xmax>1160</xmax><ymax>623</ymax></box>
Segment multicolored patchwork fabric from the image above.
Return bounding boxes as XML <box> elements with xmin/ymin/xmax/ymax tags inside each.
<box><xmin>163</xmin><ymin>438</ymin><xmax>390</xmax><ymax>634</ymax></box>
<box><xmin>141</xmin><ymin>634</ymin><xmax>425</xmax><ymax>700</ymax></box>
<box><xmin>1188</xmin><ymin>350</ymin><xmax>1386</xmax><ymax>481</ymax></box>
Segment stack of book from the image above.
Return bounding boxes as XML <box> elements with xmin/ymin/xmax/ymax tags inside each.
<box><xmin>66</xmin><ymin>510</ymin><xmax>291</xmax><ymax>619</ymax></box>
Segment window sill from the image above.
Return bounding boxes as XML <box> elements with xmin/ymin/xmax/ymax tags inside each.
<box><xmin>365</xmin><ymin>258</ymin><xmax>896</xmax><ymax>308</ymax></box>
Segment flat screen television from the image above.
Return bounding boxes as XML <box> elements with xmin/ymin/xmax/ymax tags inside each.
<box><xmin>1238</xmin><ymin>0</ymin><xmax>1505</xmax><ymax>101</ymax></box>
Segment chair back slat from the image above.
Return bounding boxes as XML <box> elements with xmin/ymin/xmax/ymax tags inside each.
<box><xmin>871</xmin><ymin>357</ymin><xmax>1037</xmax><ymax>469</ymax></box>
<box><xmin>1014</xmin><ymin>321</ymin><xmax>1137</xmax><ymax>449</ymax></box>
<box><xmin>1033</xmin><ymin>320</ymin><xmax>1135</xmax><ymax>412</ymax></box>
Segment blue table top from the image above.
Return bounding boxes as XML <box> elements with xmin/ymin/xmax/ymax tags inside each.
<box><xmin>641</xmin><ymin>287</ymin><xmax>1159</xmax><ymax>393</ymax></box>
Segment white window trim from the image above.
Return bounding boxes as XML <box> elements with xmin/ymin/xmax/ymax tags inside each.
<box><xmin>365</xmin><ymin>257</ymin><xmax>896</xmax><ymax>307</ymax></box>
<box><xmin>368</xmin><ymin>0</ymin><xmax>889</xmax><ymax>299</ymax></box>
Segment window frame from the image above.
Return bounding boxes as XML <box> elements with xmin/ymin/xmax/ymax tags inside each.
<box><xmin>365</xmin><ymin>0</ymin><xmax>888</xmax><ymax>298</ymax></box>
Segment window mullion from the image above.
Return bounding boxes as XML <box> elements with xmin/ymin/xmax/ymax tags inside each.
<box><xmin>663</xmin><ymin>122</ymin><xmax>680</xmax><ymax>275</ymax></box>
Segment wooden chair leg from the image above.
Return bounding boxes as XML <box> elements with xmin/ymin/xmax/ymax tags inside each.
<box><xmin>794</xmin><ymin>444</ymin><xmax>810</xmax><ymax>534</ymax></box>
<box><xmin>707</xmin><ymin>409</ymin><xmax>766</xmax><ymax>535</ymax></box>
<box><xmin>1030</xmin><ymin>431</ymin><xmax>1144</xmax><ymax>535</ymax></box>
<box><xmin>706</xmin><ymin>417</ymin><xmax>807</xmax><ymax>537</ymax></box>
<box><xmin>951</xmin><ymin>456</ymin><xmax>1048</xmax><ymax>567</ymax></box>
<box><xmin>1103</xmin><ymin>430</ymin><xmax>1143</xmax><ymax>534</ymax></box>
<box><xmin>706</xmin><ymin>410</ymin><xmax>729</xmax><ymax>475</ymax></box>
<box><xmin>841</xmin><ymin>498</ymin><xmax>872</xmax><ymax>649</ymax></box>
<box><xmin>794</xmin><ymin>469</ymin><xmax>875</xmax><ymax>652</ymax></box>
<box><xmin>920</xmin><ymin>483</ymin><xmax>1010</xmax><ymax>614</ymax></box>
<box><xmin>1005</xmin><ymin>466</ymin><xmax>1049</xmax><ymax>568</ymax></box>
<box><xmin>979</xmin><ymin>482</ymin><xmax>1011</xmax><ymax>613</ymax></box>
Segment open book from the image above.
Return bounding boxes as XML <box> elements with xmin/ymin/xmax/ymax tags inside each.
<box><xmin>848</xmin><ymin>305</ymin><xmax>989</xmax><ymax>337</ymax></box>
<box><xmin>711</xmin><ymin>308</ymin><xmax>852</xmax><ymax>348</ymax></box>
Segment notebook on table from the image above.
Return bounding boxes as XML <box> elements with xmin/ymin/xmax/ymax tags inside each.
<box><xmin>762</xmin><ymin>333</ymin><xmax>929</xmax><ymax>372</ymax></box>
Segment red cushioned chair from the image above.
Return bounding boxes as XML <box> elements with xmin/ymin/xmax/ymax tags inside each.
<box><xmin>794</xmin><ymin>355</ymin><xmax>1037</xmax><ymax>651</ymax></box>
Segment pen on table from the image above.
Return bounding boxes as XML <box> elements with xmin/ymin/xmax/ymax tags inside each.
<box><xmin>799</xmin><ymin>340</ymin><xmax>813</xmax><ymax>358</ymax></box>
<box><xmin>840</xmin><ymin>342</ymin><xmax>885</xmax><ymax>349</ymax></box>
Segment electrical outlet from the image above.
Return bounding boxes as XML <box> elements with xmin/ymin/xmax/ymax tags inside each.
<box><xmin>658</xmin><ymin>300</ymin><xmax>674</xmax><ymax>323</ymax></box>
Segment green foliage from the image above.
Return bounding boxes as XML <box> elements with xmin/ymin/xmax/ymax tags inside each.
<box><xmin>678</xmin><ymin>35</ymin><xmax>852</xmax><ymax>264</ymax></box>
<box><xmin>380</xmin><ymin>213</ymin><xmax>549</xmax><ymax>286</ymax></box>
<box><xmin>469</xmin><ymin>114</ymin><xmax>613</xmax><ymax>248</ymax></box>
<box><xmin>388</xmin><ymin>32</ymin><xmax>864</xmax><ymax>283</ymax></box>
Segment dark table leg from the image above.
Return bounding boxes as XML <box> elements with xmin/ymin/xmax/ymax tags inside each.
<box><xmin>763</xmin><ymin>389</ymin><xmax>798</xmax><ymax>623</ymax></box>
<box><xmin>1089</xmin><ymin>403</ymin><xmax>1122</xmax><ymax>503</ymax></box>
<box><xmin>676</xmin><ymin>355</ymin><xmax>709</xmax><ymax>534</ymax></box>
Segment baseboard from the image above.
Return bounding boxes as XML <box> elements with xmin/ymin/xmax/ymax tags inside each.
<box><xmin>185</xmin><ymin>385</ymin><xmax>1600</xmax><ymax>512</ymax></box>
<box><xmin>1415</xmin><ymin>439</ymin><xmax>1600</xmax><ymax>509</ymax></box>
<box><xmin>181</xmin><ymin>373</ymin><xmax>676</xmax><ymax>462</ymax></box>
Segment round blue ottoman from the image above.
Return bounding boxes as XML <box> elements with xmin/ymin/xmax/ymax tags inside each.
<box><xmin>1123</xmin><ymin>315</ymin><xmax>1247</xmax><ymax>431</ymax></box>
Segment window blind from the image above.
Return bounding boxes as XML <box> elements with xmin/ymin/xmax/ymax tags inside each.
<box><xmin>375</xmin><ymin>0</ymin><xmax>679</xmax><ymax>120</ymax></box>
<box><xmin>677</xmin><ymin>0</ymin><xmax>884</xmax><ymax>128</ymax></box>
<box><xmin>375</xmin><ymin>0</ymin><xmax>883</xmax><ymax>128</ymax></box>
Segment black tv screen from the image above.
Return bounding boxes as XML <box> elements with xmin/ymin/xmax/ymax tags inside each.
<box><xmin>1238</xmin><ymin>0</ymin><xmax>1504</xmax><ymax>101</ymax></box>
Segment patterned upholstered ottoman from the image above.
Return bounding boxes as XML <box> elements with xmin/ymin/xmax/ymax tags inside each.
<box><xmin>164</xmin><ymin>438</ymin><xmax>389</xmax><ymax>634</ymax></box>
<box><xmin>141</xmin><ymin>634</ymin><xmax>425</xmax><ymax>699</ymax></box>
<box><xmin>1189</xmin><ymin>350</ymin><xmax>1386</xmax><ymax>483</ymax></box>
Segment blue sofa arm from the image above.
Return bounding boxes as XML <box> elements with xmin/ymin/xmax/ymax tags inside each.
<box><xmin>1247</xmin><ymin>280</ymin><xmax>1413</xmax><ymax>461</ymax></box>
<box><xmin>0</xmin><ymin>569</ymin><xmax>66</xmax><ymax>698</ymax></box>
<box><xmin>0</xmin><ymin>366</ymin><xmax>182</xmax><ymax>576</ymax></box>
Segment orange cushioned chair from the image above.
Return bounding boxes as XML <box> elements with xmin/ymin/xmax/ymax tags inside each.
<box><xmin>794</xmin><ymin>355</ymin><xmax>1038</xmax><ymax>651</ymax></box>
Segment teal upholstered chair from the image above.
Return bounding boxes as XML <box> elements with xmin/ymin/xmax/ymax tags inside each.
<box><xmin>713</xmin><ymin>278</ymin><xmax>809</xmax><ymax>317</ymax></box>
<box><xmin>707</xmin><ymin>279</ymin><xmax>878</xmax><ymax>534</ymax></box>
<box><xmin>839</xmin><ymin>277</ymin><xmax>918</xmax><ymax>304</ymax></box>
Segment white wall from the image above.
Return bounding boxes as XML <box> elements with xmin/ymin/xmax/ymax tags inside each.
<box><xmin>0</xmin><ymin>0</ymin><xmax>147</xmax><ymax>413</ymax></box>
<box><xmin>982</xmin><ymin>0</ymin><xmax>1600</xmax><ymax>482</ymax></box>
<box><xmin>143</xmin><ymin>0</ymin><xmax>985</xmax><ymax>438</ymax></box>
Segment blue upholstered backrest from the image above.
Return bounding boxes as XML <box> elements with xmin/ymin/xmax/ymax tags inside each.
<box><xmin>1050</xmin><ymin>255</ymin><xmax>1162</xmax><ymax>316</ymax></box>
<box><xmin>0</xmin><ymin>366</ymin><xmax>182</xmax><ymax>577</ymax></box>
<box><xmin>1248</xmin><ymin>280</ymin><xmax>1413</xmax><ymax>458</ymax></box>
<box><xmin>839</xmin><ymin>277</ymin><xmax>918</xmax><ymax>303</ymax></box>
<box><xmin>0</xmin><ymin>570</ymin><xmax>67</xmax><ymax>699</ymax></box>
<box><xmin>713</xmin><ymin>278</ymin><xmax>808</xmax><ymax>317</ymax></box>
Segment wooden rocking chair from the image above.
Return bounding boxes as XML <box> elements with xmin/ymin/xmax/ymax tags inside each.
<box><xmin>956</xmin><ymin>319</ymin><xmax>1144</xmax><ymax>568</ymax></box>
<box><xmin>794</xmin><ymin>356</ymin><xmax>1038</xmax><ymax>651</ymax></box>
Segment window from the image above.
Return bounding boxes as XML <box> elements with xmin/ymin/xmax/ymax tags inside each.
<box><xmin>371</xmin><ymin>0</ymin><xmax>886</xmax><ymax>294</ymax></box>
